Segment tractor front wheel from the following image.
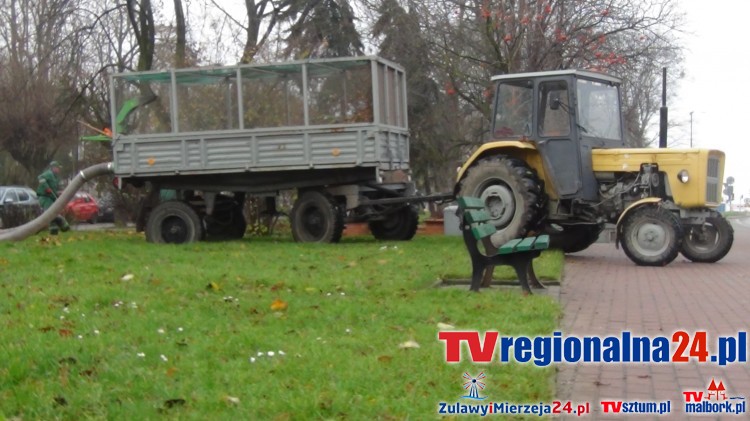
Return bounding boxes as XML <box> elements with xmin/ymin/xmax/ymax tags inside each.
<box><xmin>620</xmin><ymin>205</ymin><xmax>682</xmax><ymax>266</ymax></box>
<box><xmin>680</xmin><ymin>212</ymin><xmax>733</xmax><ymax>263</ymax></box>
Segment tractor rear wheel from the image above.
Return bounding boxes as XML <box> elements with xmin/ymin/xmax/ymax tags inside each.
<box><xmin>620</xmin><ymin>205</ymin><xmax>682</xmax><ymax>266</ymax></box>
<box><xmin>457</xmin><ymin>156</ymin><xmax>545</xmax><ymax>247</ymax></box>
<box><xmin>680</xmin><ymin>212</ymin><xmax>733</xmax><ymax>263</ymax></box>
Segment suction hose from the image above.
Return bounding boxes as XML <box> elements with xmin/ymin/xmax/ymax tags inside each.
<box><xmin>0</xmin><ymin>162</ymin><xmax>114</xmax><ymax>241</ymax></box>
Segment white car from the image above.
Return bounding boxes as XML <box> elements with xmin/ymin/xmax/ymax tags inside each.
<box><xmin>0</xmin><ymin>186</ymin><xmax>43</xmax><ymax>228</ymax></box>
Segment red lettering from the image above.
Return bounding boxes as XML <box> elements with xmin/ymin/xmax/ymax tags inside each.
<box><xmin>683</xmin><ymin>391</ymin><xmax>703</xmax><ymax>402</ymax></box>
<box><xmin>437</xmin><ymin>331</ymin><xmax>499</xmax><ymax>362</ymax></box>
<box><xmin>672</xmin><ymin>331</ymin><xmax>690</xmax><ymax>362</ymax></box>
<box><xmin>601</xmin><ymin>401</ymin><xmax>622</xmax><ymax>413</ymax></box>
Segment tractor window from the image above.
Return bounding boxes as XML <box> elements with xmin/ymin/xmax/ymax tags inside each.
<box><xmin>576</xmin><ymin>79</ymin><xmax>622</xmax><ymax>140</ymax></box>
<box><xmin>492</xmin><ymin>80</ymin><xmax>533</xmax><ymax>138</ymax></box>
<box><xmin>538</xmin><ymin>81</ymin><xmax>571</xmax><ymax>137</ymax></box>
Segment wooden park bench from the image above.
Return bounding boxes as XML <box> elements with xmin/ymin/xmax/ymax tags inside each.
<box><xmin>457</xmin><ymin>196</ymin><xmax>550</xmax><ymax>294</ymax></box>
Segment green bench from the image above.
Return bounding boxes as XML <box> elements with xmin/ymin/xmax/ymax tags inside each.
<box><xmin>457</xmin><ymin>196</ymin><xmax>550</xmax><ymax>294</ymax></box>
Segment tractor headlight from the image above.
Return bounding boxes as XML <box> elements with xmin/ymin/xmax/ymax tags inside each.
<box><xmin>677</xmin><ymin>170</ymin><xmax>689</xmax><ymax>183</ymax></box>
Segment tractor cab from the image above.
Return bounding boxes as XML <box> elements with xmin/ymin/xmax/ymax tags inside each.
<box><xmin>491</xmin><ymin>70</ymin><xmax>625</xmax><ymax>200</ymax></box>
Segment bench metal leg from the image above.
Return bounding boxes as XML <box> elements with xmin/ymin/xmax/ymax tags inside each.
<box><xmin>480</xmin><ymin>266</ymin><xmax>494</xmax><ymax>288</ymax></box>
<box><xmin>508</xmin><ymin>256</ymin><xmax>533</xmax><ymax>295</ymax></box>
<box><xmin>469</xmin><ymin>254</ymin><xmax>486</xmax><ymax>292</ymax></box>
<box><xmin>527</xmin><ymin>261</ymin><xmax>546</xmax><ymax>289</ymax></box>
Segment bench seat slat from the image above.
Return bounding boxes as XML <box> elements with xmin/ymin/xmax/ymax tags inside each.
<box><xmin>457</xmin><ymin>196</ymin><xmax>486</xmax><ymax>210</ymax></box>
<box><xmin>498</xmin><ymin>238</ymin><xmax>523</xmax><ymax>254</ymax></box>
<box><xmin>532</xmin><ymin>235</ymin><xmax>550</xmax><ymax>250</ymax></box>
<box><xmin>515</xmin><ymin>237</ymin><xmax>537</xmax><ymax>251</ymax></box>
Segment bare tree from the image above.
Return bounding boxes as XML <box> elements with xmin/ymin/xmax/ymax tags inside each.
<box><xmin>125</xmin><ymin>0</ymin><xmax>155</xmax><ymax>71</ymax></box>
<box><xmin>174</xmin><ymin>0</ymin><xmax>187</xmax><ymax>67</ymax></box>
<box><xmin>415</xmin><ymin>0</ymin><xmax>685</xmax><ymax>146</ymax></box>
<box><xmin>0</xmin><ymin>0</ymin><xmax>89</xmax><ymax>178</ymax></box>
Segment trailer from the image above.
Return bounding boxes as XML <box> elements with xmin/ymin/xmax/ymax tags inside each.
<box><xmin>108</xmin><ymin>56</ymin><xmax>448</xmax><ymax>243</ymax></box>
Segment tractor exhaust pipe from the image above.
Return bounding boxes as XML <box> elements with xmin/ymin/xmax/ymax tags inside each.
<box><xmin>0</xmin><ymin>162</ymin><xmax>114</xmax><ymax>242</ymax></box>
<box><xmin>659</xmin><ymin>67</ymin><xmax>668</xmax><ymax>148</ymax></box>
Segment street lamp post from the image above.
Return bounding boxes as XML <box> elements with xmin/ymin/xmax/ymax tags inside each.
<box><xmin>689</xmin><ymin>111</ymin><xmax>694</xmax><ymax>148</ymax></box>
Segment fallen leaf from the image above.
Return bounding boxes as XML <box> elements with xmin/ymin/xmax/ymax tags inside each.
<box><xmin>270</xmin><ymin>282</ymin><xmax>285</xmax><ymax>291</ymax></box>
<box><xmin>121</xmin><ymin>273</ymin><xmax>134</xmax><ymax>281</ymax></box>
<box><xmin>206</xmin><ymin>282</ymin><xmax>221</xmax><ymax>291</ymax></box>
<box><xmin>398</xmin><ymin>340</ymin><xmax>420</xmax><ymax>349</ymax></box>
<box><xmin>163</xmin><ymin>398</ymin><xmax>186</xmax><ymax>409</ymax></box>
<box><xmin>270</xmin><ymin>298</ymin><xmax>288</xmax><ymax>312</ymax></box>
<box><xmin>437</xmin><ymin>322</ymin><xmax>455</xmax><ymax>330</ymax></box>
<box><xmin>377</xmin><ymin>355</ymin><xmax>393</xmax><ymax>363</ymax></box>
<box><xmin>53</xmin><ymin>396</ymin><xmax>68</xmax><ymax>407</ymax></box>
<box><xmin>58</xmin><ymin>357</ymin><xmax>77</xmax><ymax>365</ymax></box>
<box><xmin>223</xmin><ymin>395</ymin><xmax>241</xmax><ymax>405</ymax></box>
<box><xmin>58</xmin><ymin>329</ymin><xmax>73</xmax><ymax>337</ymax></box>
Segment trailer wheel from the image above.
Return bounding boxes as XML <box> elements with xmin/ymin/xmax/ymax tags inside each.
<box><xmin>620</xmin><ymin>205</ymin><xmax>682</xmax><ymax>266</ymax></box>
<box><xmin>546</xmin><ymin>224</ymin><xmax>602</xmax><ymax>253</ymax></box>
<box><xmin>457</xmin><ymin>156</ymin><xmax>544</xmax><ymax>247</ymax></box>
<box><xmin>291</xmin><ymin>190</ymin><xmax>344</xmax><ymax>243</ymax></box>
<box><xmin>205</xmin><ymin>206</ymin><xmax>246</xmax><ymax>240</ymax></box>
<box><xmin>680</xmin><ymin>212</ymin><xmax>733</xmax><ymax>263</ymax></box>
<box><xmin>368</xmin><ymin>205</ymin><xmax>419</xmax><ymax>241</ymax></box>
<box><xmin>145</xmin><ymin>200</ymin><xmax>204</xmax><ymax>244</ymax></box>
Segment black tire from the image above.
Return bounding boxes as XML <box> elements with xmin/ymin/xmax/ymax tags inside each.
<box><xmin>368</xmin><ymin>205</ymin><xmax>419</xmax><ymax>241</ymax></box>
<box><xmin>205</xmin><ymin>206</ymin><xmax>247</xmax><ymax>240</ymax></box>
<box><xmin>547</xmin><ymin>224</ymin><xmax>602</xmax><ymax>253</ymax></box>
<box><xmin>290</xmin><ymin>190</ymin><xmax>344</xmax><ymax>243</ymax></box>
<box><xmin>456</xmin><ymin>156</ymin><xmax>545</xmax><ymax>247</ymax></box>
<box><xmin>680</xmin><ymin>212</ymin><xmax>733</xmax><ymax>263</ymax></box>
<box><xmin>620</xmin><ymin>205</ymin><xmax>682</xmax><ymax>266</ymax></box>
<box><xmin>145</xmin><ymin>200</ymin><xmax>204</xmax><ymax>244</ymax></box>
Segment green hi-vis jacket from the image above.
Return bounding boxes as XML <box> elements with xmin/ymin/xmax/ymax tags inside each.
<box><xmin>37</xmin><ymin>168</ymin><xmax>60</xmax><ymax>207</ymax></box>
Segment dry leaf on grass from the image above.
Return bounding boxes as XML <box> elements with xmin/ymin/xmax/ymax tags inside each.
<box><xmin>270</xmin><ymin>298</ymin><xmax>288</xmax><ymax>311</ymax></box>
<box><xmin>398</xmin><ymin>340</ymin><xmax>420</xmax><ymax>349</ymax></box>
<box><xmin>223</xmin><ymin>395</ymin><xmax>241</xmax><ymax>405</ymax></box>
<box><xmin>437</xmin><ymin>322</ymin><xmax>455</xmax><ymax>330</ymax></box>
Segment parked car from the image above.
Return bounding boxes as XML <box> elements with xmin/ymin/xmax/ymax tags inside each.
<box><xmin>65</xmin><ymin>192</ymin><xmax>100</xmax><ymax>223</ymax></box>
<box><xmin>0</xmin><ymin>186</ymin><xmax>43</xmax><ymax>229</ymax></box>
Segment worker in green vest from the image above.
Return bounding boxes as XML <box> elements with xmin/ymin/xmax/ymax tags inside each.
<box><xmin>36</xmin><ymin>161</ymin><xmax>70</xmax><ymax>235</ymax></box>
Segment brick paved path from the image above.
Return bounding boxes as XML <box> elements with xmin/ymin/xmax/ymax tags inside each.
<box><xmin>557</xmin><ymin>218</ymin><xmax>750</xmax><ymax>420</ymax></box>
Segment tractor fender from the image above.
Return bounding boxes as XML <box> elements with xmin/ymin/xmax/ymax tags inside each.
<box><xmin>456</xmin><ymin>141</ymin><xmax>538</xmax><ymax>181</ymax></box>
<box><xmin>614</xmin><ymin>197</ymin><xmax>662</xmax><ymax>248</ymax></box>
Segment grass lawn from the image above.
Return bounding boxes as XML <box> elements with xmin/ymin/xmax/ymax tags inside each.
<box><xmin>0</xmin><ymin>230</ymin><xmax>562</xmax><ymax>420</ymax></box>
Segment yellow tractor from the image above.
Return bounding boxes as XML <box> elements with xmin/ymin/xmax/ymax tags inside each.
<box><xmin>455</xmin><ymin>70</ymin><xmax>732</xmax><ymax>265</ymax></box>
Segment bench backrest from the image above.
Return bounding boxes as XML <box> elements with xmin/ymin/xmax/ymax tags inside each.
<box><xmin>457</xmin><ymin>196</ymin><xmax>549</xmax><ymax>253</ymax></box>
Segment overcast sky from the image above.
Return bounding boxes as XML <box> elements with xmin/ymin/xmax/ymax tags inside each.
<box><xmin>671</xmin><ymin>0</ymin><xmax>749</xmax><ymax>202</ymax></box>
